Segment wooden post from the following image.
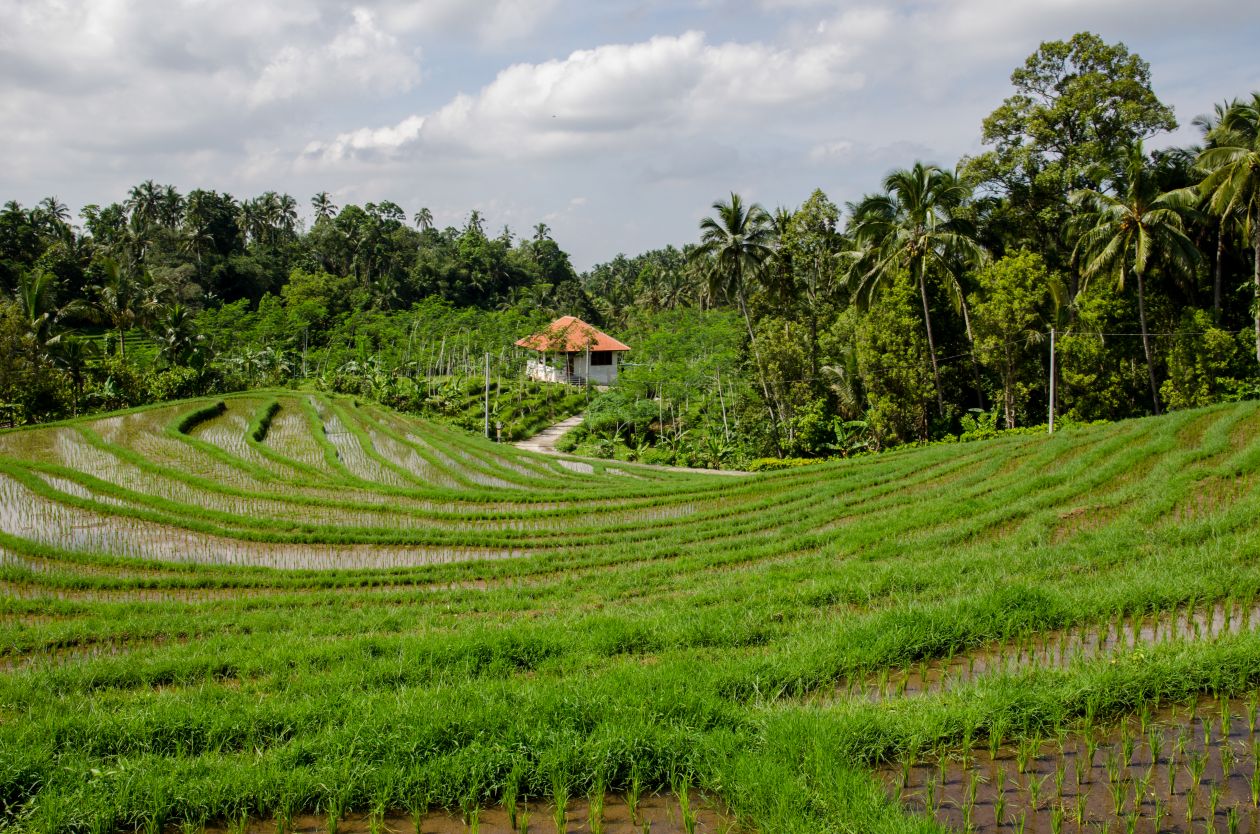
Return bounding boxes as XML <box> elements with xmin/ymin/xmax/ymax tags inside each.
<box><xmin>1048</xmin><ymin>327</ymin><xmax>1056</xmax><ymax>435</ymax></box>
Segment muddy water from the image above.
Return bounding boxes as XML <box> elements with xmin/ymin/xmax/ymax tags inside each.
<box><xmin>201</xmin><ymin>792</ymin><xmax>734</xmax><ymax>834</ymax></box>
<box><xmin>835</xmin><ymin>600</ymin><xmax>1260</xmax><ymax>702</ymax></box>
<box><xmin>880</xmin><ymin>694</ymin><xmax>1260</xmax><ymax>833</ymax></box>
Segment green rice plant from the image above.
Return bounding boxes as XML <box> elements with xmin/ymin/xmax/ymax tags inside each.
<box><xmin>1050</xmin><ymin>802</ymin><xmax>1064</xmax><ymax>834</ymax></box>
<box><xmin>551</xmin><ymin>785</ymin><xmax>569</xmax><ymax>834</ymax></box>
<box><xmin>1209</xmin><ymin>782</ymin><xmax>1223</xmax><ymax>821</ymax></box>
<box><xmin>409</xmin><ymin>788</ymin><xmax>429</xmax><ymax>834</ymax></box>
<box><xmin>1027</xmin><ymin>772</ymin><xmax>1048</xmax><ymax>810</ymax></box>
<box><xmin>1016</xmin><ymin>736</ymin><xmax>1039</xmax><ymax>774</ymax></box>
<box><xmin>993</xmin><ymin>783</ymin><xmax>1007</xmax><ymax>826</ymax></box>
<box><xmin>1248</xmin><ymin>692</ymin><xmax>1260</xmax><ymax>735</ymax></box>
<box><xmin>503</xmin><ymin>777</ymin><xmax>519</xmax><ymax>831</ymax></box>
<box><xmin>1084</xmin><ymin>730</ymin><xmax>1100</xmax><ymax>772</ymax></box>
<box><xmin>1073</xmin><ymin>792</ymin><xmax>1088</xmax><ymax>827</ymax></box>
<box><xmin>1147</xmin><ymin>727</ymin><xmax>1163</xmax><ymax>765</ymax></box>
<box><xmin>1107</xmin><ymin>772</ymin><xmax>1127</xmax><ymax>816</ymax></box>
<box><xmin>626</xmin><ymin>771</ymin><xmax>643</xmax><ymax>826</ymax></box>
<box><xmin>1053</xmin><ymin>756</ymin><xmax>1067</xmax><ymax>798</ymax></box>
<box><xmin>674</xmin><ymin>776</ymin><xmax>697</xmax><ymax>834</ymax></box>
<box><xmin>1153</xmin><ymin>798</ymin><xmax>1166</xmax><ymax>832</ymax></box>
<box><xmin>1228</xmin><ymin>805</ymin><xmax>1241</xmax><ymax>834</ymax></box>
<box><xmin>924</xmin><ymin>776</ymin><xmax>939</xmax><ymax>816</ymax></box>
<box><xmin>1121</xmin><ymin>725</ymin><xmax>1136</xmax><ymax>765</ymax></box>
<box><xmin>517</xmin><ymin>803</ymin><xmax>531</xmax><ymax>834</ymax></box>
<box><xmin>588</xmin><ymin>782</ymin><xmax>605</xmax><ymax>834</ymax></box>
<box><xmin>1250</xmin><ymin>744</ymin><xmax>1260</xmax><ymax>806</ymax></box>
<box><xmin>1222</xmin><ymin>699</ymin><xmax>1234</xmax><ymax>738</ymax></box>
<box><xmin>1123</xmin><ymin>810</ymin><xmax>1138</xmax><ymax>834</ymax></box>
<box><xmin>1222</xmin><ymin>740</ymin><xmax>1237</xmax><ymax>781</ymax></box>
<box><xmin>1014</xmin><ymin>809</ymin><xmax>1026</xmax><ymax>834</ymax></box>
<box><xmin>274</xmin><ymin>795</ymin><xmax>295</xmax><ymax>834</ymax></box>
<box><xmin>1188</xmin><ymin>749</ymin><xmax>1209</xmax><ymax>792</ymax></box>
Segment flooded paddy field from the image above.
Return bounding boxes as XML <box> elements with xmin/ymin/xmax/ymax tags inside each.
<box><xmin>881</xmin><ymin>694</ymin><xmax>1260</xmax><ymax>833</ymax></box>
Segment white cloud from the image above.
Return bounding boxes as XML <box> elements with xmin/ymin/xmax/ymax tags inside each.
<box><xmin>377</xmin><ymin>0</ymin><xmax>560</xmax><ymax>44</ymax></box>
<box><xmin>249</xmin><ymin>8</ymin><xmax>421</xmax><ymax>106</ymax></box>
<box><xmin>305</xmin><ymin>30</ymin><xmax>865</xmax><ymax>163</ymax></box>
<box><xmin>808</xmin><ymin>141</ymin><xmax>854</xmax><ymax>162</ymax></box>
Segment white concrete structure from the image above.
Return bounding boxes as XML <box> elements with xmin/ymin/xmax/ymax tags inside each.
<box><xmin>516</xmin><ymin>316</ymin><xmax>630</xmax><ymax>386</ymax></box>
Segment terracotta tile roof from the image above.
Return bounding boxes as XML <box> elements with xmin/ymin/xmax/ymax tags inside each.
<box><xmin>515</xmin><ymin>316</ymin><xmax>631</xmax><ymax>352</ymax></box>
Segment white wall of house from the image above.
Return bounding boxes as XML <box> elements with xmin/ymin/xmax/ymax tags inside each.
<box><xmin>524</xmin><ymin>352</ymin><xmax>622</xmax><ymax>384</ymax></box>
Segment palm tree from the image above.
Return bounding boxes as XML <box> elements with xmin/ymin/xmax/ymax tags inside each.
<box><xmin>1072</xmin><ymin>143</ymin><xmax>1201</xmax><ymax>414</ymax></box>
<box><xmin>126</xmin><ymin>180</ymin><xmax>163</xmax><ymax>229</ymax></box>
<box><xmin>845</xmin><ymin>163</ymin><xmax>983</xmax><ymax>413</ymax></box>
<box><xmin>151</xmin><ymin>303</ymin><xmax>205</xmax><ymax>367</ymax></box>
<box><xmin>312</xmin><ymin>192</ymin><xmax>338</xmax><ymax>224</ymax></box>
<box><xmin>692</xmin><ymin>192</ymin><xmax>781</xmax><ymax>449</ymax></box>
<box><xmin>80</xmin><ymin>257</ymin><xmax>157</xmax><ymax>360</ymax></box>
<box><xmin>1197</xmin><ymin>93</ymin><xmax>1260</xmax><ymax>363</ymax></box>
<box><xmin>17</xmin><ymin>270</ymin><xmax>63</xmax><ymax>361</ymax></box>
<box><xmin>1192</xmin><ymin>101</ymin><xmax>1238</xmax><ymax>322</ymax></box>
<box><xmin>414</xmin><ymin>207</ymin><xmax>433</xmax><ymax>231</ymax></box>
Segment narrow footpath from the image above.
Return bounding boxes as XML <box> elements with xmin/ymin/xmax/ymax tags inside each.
<box><xmin>513</xmin><ymin>414</ymin><xmax>748</xmax><ymax>476</ymax></box>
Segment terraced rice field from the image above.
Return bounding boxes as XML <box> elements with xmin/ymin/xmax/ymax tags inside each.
<box><xmin>4</xmin><ymin>392</ymin><xmax>1260</xmax><ymax>833</ymax></box>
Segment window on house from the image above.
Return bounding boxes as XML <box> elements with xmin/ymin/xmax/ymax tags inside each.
<box><xmin>590</xmin><ymin>352</ymin><xmax>612</xmax><ymax>366</ymax></box>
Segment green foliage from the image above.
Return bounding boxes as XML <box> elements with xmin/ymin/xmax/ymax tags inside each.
<box><xmin>1160</xmin><ymin>309</ymin><xmax>1248</xmax><ymax>409</ymax></box>
<box><xmin>852</xmin><ymin>275</ymin><xmax>937</xmax><ymax>447</ymax></box>
<box><xmin>970</xmin><ymin>250</ymin><xmax>1058</xmax><ymax>427</ymax></box>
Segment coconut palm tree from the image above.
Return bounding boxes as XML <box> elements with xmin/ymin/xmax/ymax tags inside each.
<box><xmin>1071</xmin><ymin>143</ymin><xmax>1201</xmax><ymax>414</ymax></box>
<box><xmin>845</xmin><ymin>163</ymin><xmax>983</xmax><ymax>414</ymax></box>
<box><xmin>79</xmin><ymin>257</ymin><xmax>157</xmax><ymax>360</ymax></box>
<box><xmin>17</xmin><ymin>269</ymin><xmax>63</xmax><ymax>362</ymax></box>
<box><xmin>414</xmin><ymin>207</ymin><xmax>434</xmax><ymax>231</ymax></box>
<box><xmin>1197</xmin><ymin>93</ymin><xmax>1260</xmax><ymax>363</ymax></box>
<box><xmin>126</xmin><ymin>180</ymin><xmax>163</xmax><ymax>229</ymax></box>
<box><xmin>312</xmin><ymin>192</ymin><xmax>338</xmax><ymax>224</ymax></box>
<box><xmin>692</xmin><ymin>192</ymin><xmax>781</xmax><ymax>449</ymax></box>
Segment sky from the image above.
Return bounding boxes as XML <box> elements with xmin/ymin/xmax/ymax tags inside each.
<box><xmin>2</xmin><ymin>0</ymin><xmax>1257</xmax><ymax>271</ymax></box>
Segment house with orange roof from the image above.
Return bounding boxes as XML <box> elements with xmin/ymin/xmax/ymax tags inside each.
<box><xmin>515</xmin><ymin>316</ymin><xmax>631</xmax><ymax>386</ymax></box>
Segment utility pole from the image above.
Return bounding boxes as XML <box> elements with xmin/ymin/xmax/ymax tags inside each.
<box><xmin>1048</xmin><ymin>327</ymin><xmax>1056</xmax><ymax>435</ymax></box>
<box><xmin>484</xmin><ymin>352</ymin><xmax>490</xmax><ymax>439</ymax></box>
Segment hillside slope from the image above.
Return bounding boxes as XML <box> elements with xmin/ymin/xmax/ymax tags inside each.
<box><xmin>2</xmin><ymin>395</ymin><xmax>1260</xmax><ymax>832</ymax></box>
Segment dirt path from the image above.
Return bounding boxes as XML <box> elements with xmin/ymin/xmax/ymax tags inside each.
<box><xmin>513</xmin><ymin>415</ymin><xmax>749</xmax><ymax>476</ymax></box>
<box><xmin>513</xmin><ymin>414</ymin><xmax>585</xmax><ymax>454</ymax></box>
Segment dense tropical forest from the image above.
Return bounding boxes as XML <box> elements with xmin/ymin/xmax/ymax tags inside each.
<box><xmin>3</xmin><ymin>32</ymin><xmax>1259</xmax><ymax>467</ymax></box>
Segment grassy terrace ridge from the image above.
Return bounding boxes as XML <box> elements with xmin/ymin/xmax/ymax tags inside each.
<box><xmin>2</xmin><ymin>394</ymin><xmax>1260</xmax><ymax>833</ymax></box>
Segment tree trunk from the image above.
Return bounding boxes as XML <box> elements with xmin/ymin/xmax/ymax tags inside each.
<box><xmin>1134</xmin><ymin>268</ymin><xmax>1161</xmax><ymax>415</ymax></box>
<box><xmin>1003</xmin><ymin>349</ymin><xmax>1016</xmax><ymax>430</ymax></box>
<box><xmin>917</xmin><ymin>259</ymin><xmax>945</xmax><ymax>416</ymax></box>
<box><xmin>738</xmin><ymin>286</ymin><xmax>783</xmax><ymax>456</ymax></box>
<box><xmin>1215</xmin><ymin>223</ymin><xmax>1225</xmax><ymax>324</ymax></box>
<box><xmin>118</xmin><ymin>325</ymin><xmax>126</xmax><ymax>360</ymax></box>
<box><xmin>1253</xmin><ymin>229</ymin><xmax>1260</xmax><ymax>366</ymax></box>
<box><xmin>959</xmin><ymin>299</ymin><xmax>985</xmax><ymax>411</ymax></box>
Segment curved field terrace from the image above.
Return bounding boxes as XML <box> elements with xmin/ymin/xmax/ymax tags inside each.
<box><xmin>4</xmin><ymin>393</ymin><xmax>1260</xmax><ymax>833</ymax></box>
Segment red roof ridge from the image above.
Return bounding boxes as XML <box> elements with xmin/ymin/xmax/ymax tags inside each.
<box><xmin>515</xmin><ymin>316</ymin><xmax>631</xmax><ymax>352</ymax></box>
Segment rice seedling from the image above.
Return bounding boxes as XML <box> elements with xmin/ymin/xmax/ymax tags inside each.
<box><xmin>588</xmin><ymin>782</ymin><xmax>605</xmax><ymax>834</ymax></box>
<box><xmin>626</xmin><ymin>772</ymin><xmax>643</xmax><ymax>825</ymax></box>
<box><xmin>675</xmin><ymin>778</ymin><xmax>697</xmax><ymax>834</ymax></box>
<box><xmin>1189</xmin><ymin>749</ymin><xmax>1209</xmax><ymax>792</ymax></box>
